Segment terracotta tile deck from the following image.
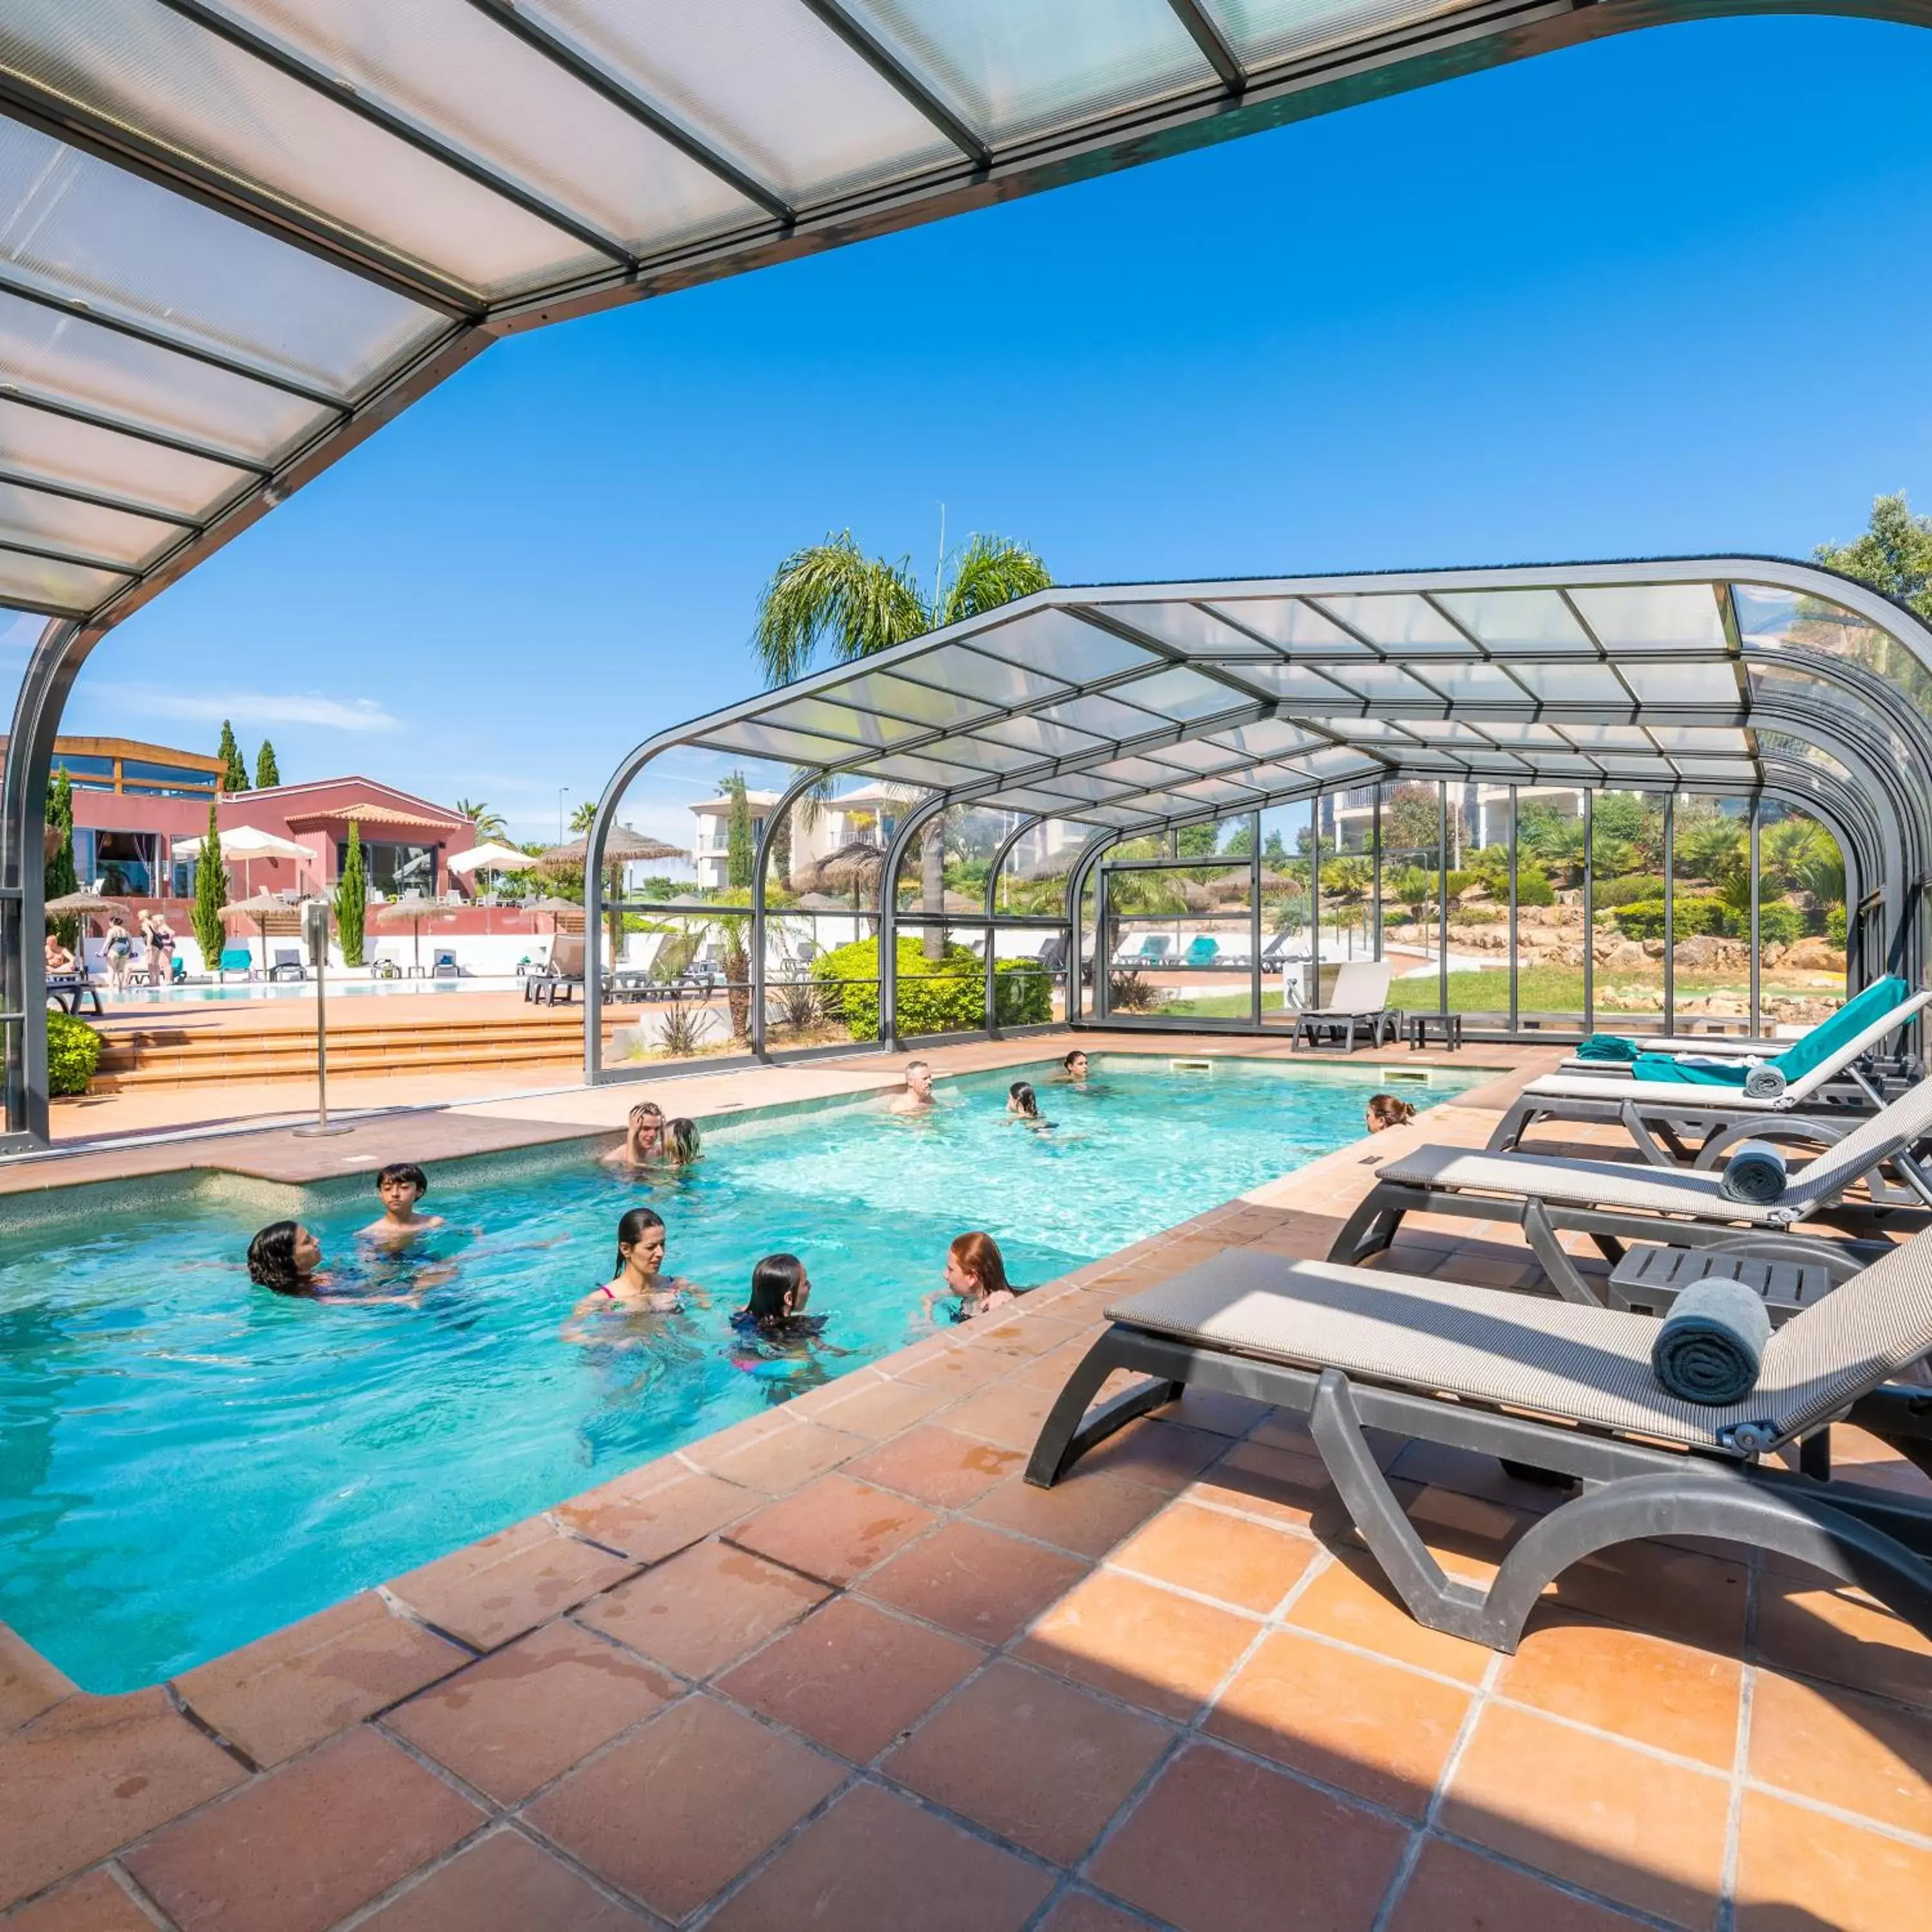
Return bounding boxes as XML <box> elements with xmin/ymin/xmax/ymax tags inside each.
<box><xmin>4</xmin><ymin>1034</ymin><xmax>1931</xmax><ymax>1929</ymax></box>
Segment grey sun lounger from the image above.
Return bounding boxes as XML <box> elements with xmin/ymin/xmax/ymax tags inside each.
<box><xmin>1328</xmin><ymin>1075</ymin><xmax>1932</xmax><ymax>1306</ymax></box>
<box><xmin>1027</xmin><ymin>1243</ymin><xmax>1932</xmax><ymax>1651</ymax></box>
<box><xmin>1490</xmin><ymin>989</ymin><xmax>1932</xmax><ymax>1166</ymax></box>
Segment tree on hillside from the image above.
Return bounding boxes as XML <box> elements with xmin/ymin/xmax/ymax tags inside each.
<box><xmin>192</xmin><ymin>799</ymin><xmax>227</xmax><ymax>969</ymax></box>
<box><xmin>753</xmin><ymin>529</ymin><xmax>1050</xmax><ymax>954</ymax></box>
<box><xmin>44</xmin><ymin>767</ymin><xmax>78</xmax><ymax>949</ymax></box>
<box><xmin>334</xmin><ymin>820</ymin><xmax>366</xmax><ymax>967</ymax></box>
<box><xmin>217</xmin><ymin>720</ymin><xmax>247</xmax><ymax>793</ymax></box>
<box><xmin>1815</xmin><ymin>492</ymin><xmax>1932</xmax><ymax>624</ymax></box>
<box><xmin>454</xmin><ymin>797</ymin><xmax>507</xmax><ymax>841</ymax></box>
<box><xmin>254</xmin><ymin>741</ymin><xmax>280</xmax><ymax>789</ymax></box>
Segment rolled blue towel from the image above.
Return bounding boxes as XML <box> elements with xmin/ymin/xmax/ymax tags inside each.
<box><xmin>1720</xmin><ymin>1141</ymin><xmax>1788</xmax><ymax>1204</ymax></box>
<box><xmin>1652</xmin><ymin>1278</ymin><xmax>1772</xmax><ymax>1405</ymax></box>
<box><xmin>1578</xmin><ymin>1036</ymin><xmax>1640</xmax><ymax>1063</ymax></box>
<box><xmin>1742</xmin><ymin>1062</ymin><xmax>1788</xmax><ymax>1100</ymax></box>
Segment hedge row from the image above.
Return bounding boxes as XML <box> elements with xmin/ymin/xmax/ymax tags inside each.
<box><xmin>810</xmin><ymin>936</ymin><xmax>1052</xmax><ymax>1041</ymax></box>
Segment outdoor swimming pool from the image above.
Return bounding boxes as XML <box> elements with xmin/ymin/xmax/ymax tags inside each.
<box><xmin>0</xmin><ymin>1056</ymin><xmax>1482</xmax><ymax>1691</ymax></box>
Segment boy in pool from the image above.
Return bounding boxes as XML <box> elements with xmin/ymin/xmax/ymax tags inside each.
<box><xmin>359</xmin><ymin>1162</ymin><xmax>445</xmax><ymax>1245</ymax></box>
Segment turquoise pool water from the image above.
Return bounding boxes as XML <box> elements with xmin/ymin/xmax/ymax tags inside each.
<box><xmin>0</xmin><ymin>1056</ymin><xmax>1480</xmax><ymax>1690</ymax></box>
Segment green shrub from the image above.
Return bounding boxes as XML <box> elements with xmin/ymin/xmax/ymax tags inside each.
<box><xmin>1613</xmin><ymin>896</ymin><xmax>1728</xmax><ymax>942</ymax></box>
<box><xmin>46</xmin><ymin>1011</ymin><xmax>101</xmax><ymax>1095</ymax></box>
<box><xmin>1448</xmin><ymin>906</ymin><xmax>1502</xmax><ymax>926</ymax></box>
<box><xmin>1756</xmin><ymin>902</ymin><xmax>1806</xmax><ymax>947</ymax></box>
<box><xmin>1516</xmin><ymin>864</ymin><xmax>1555</xmax><ymax>907</ymax></box>
<box><xmin>1594</xmin><ymin>874</ymin><xmax>1665</xmax><ymax>910</ymax></box>
<box><xmin>1827</xmin><ymin>905</ymin><xmax>1849</xmax><ymax>948</ymax></box>
<box><xmin>810</xmin><ymin>937</ymin><xmax>1048</xmax><ymax>1041</ymax></box>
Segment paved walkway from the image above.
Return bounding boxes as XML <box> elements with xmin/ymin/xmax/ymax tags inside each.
<box><xmin>3</xmin><ymin>1046</ymin><xmax>1929</xmax><ymax>1930</ymax></box>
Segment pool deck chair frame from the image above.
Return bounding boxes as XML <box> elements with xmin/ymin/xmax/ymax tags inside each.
<box><xmin>1027</xmin><ymin>1247</ymin><xmax>1932</xmax><ymax>1652</ymax></box>
<box><xmin>1490</xmin><ymin>989</ymin><xmax>1932</xmax><ymax>1166</ymax></box>
<box><xmin>1290</xmin><ymin>960</ymin><xmax>1397</xmax><ymax>1052</ymax></box>
<box><xmin>1329</xmin><ymin>1075</ymin><xmax>1932</xmax><ymax>1305</ymax></box>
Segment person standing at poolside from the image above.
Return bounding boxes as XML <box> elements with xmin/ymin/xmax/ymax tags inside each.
<box><xmin>887</xmin><ymin>1059</ymin><xmax>935</xmax><ymax>1115</ymax></box>
<box><xmin>601</xmin><ymin>1101</ymin><xmax>667</xmax><ymax>1168</ymax></box>
<box><xmin>146</xmin><ymin>911</ymin><xmax>175</xmax><ymax>986</ymax></box>
<box><xmin>103</xmin><ymin>914</ymin><xmax>134</xmax><ymax>995</ymax></box>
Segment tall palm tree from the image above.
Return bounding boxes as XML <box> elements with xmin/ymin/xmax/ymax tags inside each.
<box><xmin>753</xmin><ymin>531</ymin><xmax>1050</xmax><ymax>957</ymax></box>
<box><xmin>453</xmin><ymin>798</ymin><xmax>508</xmax><ymax>842</ymax></box>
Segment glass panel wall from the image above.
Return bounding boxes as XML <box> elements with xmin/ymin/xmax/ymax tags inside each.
<box><xmin>1379</xmin><ymin>780</ymin><xmax>1448</xmax><ymax>1020</ymax></box>
<box><xmin>1455</xmin><ymin>783</ymin><xmax>1515</xmax><ymax>1028</ymax></box>
<box><xmin>1257</xmin><ymin>800</ymin><xmax>1314</xmax><ymax>1026</ymax></box>
<box><xmin>1511</xmin><ymin>784</ymin><xmax>1588</xmax><ymax>1030</ymax></box>
<box><xmin>1668</xmin><ymin>796</ymin><xmax>1753</xmax><ymax>1036</ymax></box>
<box><xmin>1589</xmin><ymin>789</ymin><xmax>1669</xmax><ymax>1035</ymax></box>
<box><xmin>1757</xmin><ymin>803</ymin><xmax>1850</xmax><ymax>1028</ymax></box>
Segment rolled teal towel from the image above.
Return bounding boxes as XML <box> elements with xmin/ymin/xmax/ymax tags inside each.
<box><xmin>1578</xmin><ymin>1036</ymin><xmax>1640</xmax><ymax>1063</ymax></box>
<box><xmin>1720</xmin><ymin>1141</ymin><xmax>1788</xmax><ymax>1204</ymax></box>
<box><xmin>1653</xmin><ymin>1278</ymin><xmax>1772</xmax><ymax>1405</ymax></box>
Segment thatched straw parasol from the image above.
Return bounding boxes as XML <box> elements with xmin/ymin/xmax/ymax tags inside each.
<box><xmin>44</xmin><ymin>889</ymin><xmax>132</xmax><ymax>927</ymax></box>
<box><xmin>538</xmin><ymin>826</ymin><xmax>688</xmax><ymax>868</ymax></box>
<box><xmin>377</xmin><ymin>896</ymin><xmax>459</xmax><ymax>972</ymax></box>
<box><xmin>222</xmin><ymin>891</ymin><xmax>303</xmax><ymax>974</ymax></box>
<box><xmin>527</xmin><ymin>895</ymin><xmax>583</xmax><ymax>933</ymax></box>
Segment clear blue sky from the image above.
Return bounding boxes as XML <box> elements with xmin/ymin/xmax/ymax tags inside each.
<box><xmin>52</xmin><ymin>18</ymin><xmax>1932</xmax><ymax>848</ymax></box>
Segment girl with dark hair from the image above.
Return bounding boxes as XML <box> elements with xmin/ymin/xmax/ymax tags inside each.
<box><xmin>247</xmin><ymin>1220</ymin><xmax>325</xmax><ymax>1296</ymax></box>
<box><xmin>1007</xmin><ymin>1080</ymin><xmax>1052</xmax><ymax>1130</ymax></box>
<box><xmin>565</xmin><ymin>1208</ymin><xmax>705</xmax><ymax>1338</ymax></box>
<box><xmin>922</xmin><ymin>1231</ymin><xmax>1020</xmax><ymax>1323</ymax></box>
<box><xmin>728</xmin><ymin>1253</ymin><xmax>849</xmax><ymax>1399</ymax></box>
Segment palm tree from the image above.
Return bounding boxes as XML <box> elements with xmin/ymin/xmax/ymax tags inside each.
<box><xmin>454</xmin><ymin>798</ymin><xmax>508</xmax><ymax>842</ymax></box>
<box><xmin>753</xmin><ymin>530</ymin><xmax>1050</xmax><ymax>955</ymax></box>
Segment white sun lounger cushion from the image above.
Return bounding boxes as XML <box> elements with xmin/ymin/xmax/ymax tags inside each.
<box><xmin>1106</xmin><ymin>1240</ymin><xmax>1932</xmax><ymax>1453</ymax></box>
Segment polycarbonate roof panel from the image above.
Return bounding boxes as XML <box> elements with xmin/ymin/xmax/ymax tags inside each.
<box><xmin>1618</xmin><ymin>661</ymin><xmax>1742</xmax><ymax>706</ymax></box>
<box><xmin>529</xmin><ymin>0</ymin><xmax>956</xmax><ymax>204</ymax></box>
<box><xmin>896</xmin><ymin>644</ymin><xmax>1068</xmax><ymax>708</ymax></box>
<box><xmin>1433</xmin><ymin>588</ymin><xmax>1595</xmax><ymax>654</ymax></box>
<box><xmin>1210</xmin><ymin>718</ymin><xmax>1325</xmax><ymax>758</ymax></box>
<box><xmin>0</xmin><ymin>395</ymin><xmax>246</xmax><ymax>518</ymax></box>
<box><xmin>1569</xmin><ymin>583</ymin><xmax>1728</xmax><ymax>652</ymax></box>
<box><xmin>1035</xmin><ymin>691</ymin><xmax>1168</xmax><ymax>741</ymax></box>
<box><xmin>972</xmin><ymin>714</ymin><xmax>1106</xmax><ymax>759</ymax></box>
<box><xmin>1089</xmin><ymin>601</ymin><xmax>1275</xmax><ymax>658</ymax></box>
<box><xmin>843</xmin><ymin>0</ymin><xmax>1215</xmax><ymax>146</ymax></box>
<box><xmin>0</xmin><ymin>1</ymin><xmax>609</xmax><ymax>298</ymax></box>
<box><xmin>1114</xmin><ymin>665</ymin><xmax>1246</xmax><ymax>721</ymax></box>
<box><xmin>973</xmin><ymin>608</ymin><xmax>1155</xmax><ymax>682</ymax></box>
<box><xmin>755</xmin><ymin>696</ymin><xmax>926</xmax><ymax>747</ymax></box>
<box><xmin>0</xmin><ymin>120</ymin><xmax>440</xmax><ymax>397</ymax></box>
<box><xmin>1209</xmin><ymin>0</ymin><xmax>1477</xmax><ymax>70</ymax></box>
<box><xmin>824</xmin><ymin>669</ymin><xmax>998</xmax><ymax>729</ymax></box>
<box><xmin>1206</xmin><ymin>596</ymin><xmax>1368</xmax><ymax>654</ymax></box>
<box><xmin>1400</xmin><ymin>660</ymin><xmax>1528</xmax><ymax>704</ymax></box>
<box><xmin>0</xmin><ymin>478</ymin><xmax>178</xmax><ymax>569</ymax></box>
<box><xmin>231</xmin><ymin>0</ymin><xmax>764</xmax><ymax>255</ymax></box>
<box><xmin>1314</xmin><ymin>592</ymin><xmax>1473</xmax><ymax>652</ymax></box>
<box><xmin>0</xmin><ymin>547</ymin><xmax>129</xmax><ymax>612</ymax></box>
<box><xmin>1229</xmin><ymin>660</ymin><xmax>1355</xmax><ymax>701</ymax></box>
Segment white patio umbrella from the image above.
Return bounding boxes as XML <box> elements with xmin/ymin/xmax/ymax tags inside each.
<box><xmin>446</xmin><ymin>840</ymin><xmax>531</xmax><ymax>896</ymax></box>
<box><xmin>171</xmin><ymin>824</ymin><xmax>312</xmax><ymax>896</ymax></box>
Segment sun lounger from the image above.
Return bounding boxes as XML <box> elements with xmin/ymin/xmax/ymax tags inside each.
<box><xmin>1490</xmin><ymin>987</ymin><xmax>1932</xmax><ymax>1164</ymax></box>
<box><xmin>1290</xmin><ymin>958</ymin><xmax>1396</xmax><ymax>1051</ymax></box>
<box><xmin>529</xmin><ymin>932</ymin><xmax>587</xmax><ymax>1006</ymax></box>
<box><xmin>267</xmin><ymin>947</ymin><xmax>307</xmax><ymax>983</ymax></box>
<box><xmin>1557</xmin><ymin>975</ymin><xmax>1913</xmax><ymax>1076</ymax></box>
<box><xmin>1027</xmin><ymin>1241</ymin><xmax>1932</xmax><ymax>1651</ymax></box>
<box><xmin>1330</xmin><ymin>1074</ymin><xmax>1932</xmax><ymax>1304</ymax></box>
<box><xmin>43</xmin><ymin>972</ymin><xmax>102</xmax><ymax>1017</ymax></box>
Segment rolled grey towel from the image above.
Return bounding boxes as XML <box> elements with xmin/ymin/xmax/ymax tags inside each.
<box><xmin>1720</xmin><ymin>1140</ymin><xmax>1788</xmax><ymax>1204</ymax></box>
<box><xmin>1653</xmin><ymin>1277</ymin><xmax>1772</xmax><ymax>1405</ymax></box>
<box><xmin>1743</xmin><ymin>1062</ymin><xmax>1788</xmax><ymax>1100</ymax></box>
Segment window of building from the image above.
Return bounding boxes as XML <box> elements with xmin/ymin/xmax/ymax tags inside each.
<box><xmin>338</xmin><ymin>840</ymin><xmax>437</xmax><ymax>896</ymax></box>
<box><xmin>78</xmin><ymin>829</ymin><xmax>158</xmax><ymax>896</ymax></box>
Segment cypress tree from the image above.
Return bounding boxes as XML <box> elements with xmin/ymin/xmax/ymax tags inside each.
<box><xmin>44</xmin><ymin>767</ymin><xmax>79</xmax><ymax>949</ymax></box>
<box><xmin>334</xmin><ymin>819</ymin><xmax>366</xmax><ymax>967</ymax></box>
<box><xmin>254</xmin><ymin>740</ymin><xmax>280</xmax><ymax>788</ymax></box>
<box><xmin>192</xmin><ymin>799</ymin><xmax>227</xmax><ymax>971</ymax></box>
<box><xmin>217</xmin><ymin>719</ymin><xmax>247</xmax><ymax>793</ymax></box>
<box><xmin>725</xmin><ymin>772</ymin><xmax>753</xmax><ymax>890</ymax></box>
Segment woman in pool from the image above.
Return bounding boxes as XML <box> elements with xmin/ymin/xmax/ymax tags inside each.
<box><xmin>1007</xmin><ymin>1080</ymin><xmax>1053</xmax><ymax>1130</ymax></box>
<box><xmin>1365</xmin><ymin>1093</ymin><xmax>1417</xmax><ymax>1133</ymax></box>
<box><xmin>663</xmin><ymin>1117</ymin><xmax>701</xmax><ymax>1166</ymax></box>
<box><xmin>566</xmin><ymin>1208</ymin><xmax>706</xmax><ymax>1338</ymax></box>
<box><xmin>602</xmin><ymin>1101</ymin><xmax>667</xmax><ymax>1169</ymax></box>
<box><xmin>922</xmin><ymin>1231</ymin><xmax>1020</xmax><ymax>1324</ymax></box>
<box><xmin>1060</xmin><ymin>1049</ymin><xmax>1090</xmax><ymax>1084</ymax></box>
<box><xmin>246</xmin><ymin>1220</ymin><xmax>431</xmax><ymax>1302</ymax></box>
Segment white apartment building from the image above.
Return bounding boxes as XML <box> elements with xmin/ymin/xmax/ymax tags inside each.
<box><xmin>688</xmin><ymin>781</ymin><xmax>904</xmax><ymax>889</ymax></box>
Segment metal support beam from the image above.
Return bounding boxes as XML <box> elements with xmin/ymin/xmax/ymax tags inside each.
<box><xmin>1507</xmin><ymin>786</ymin><xmax>1519</xmax><ymax>1034</ymax></box>
<box><xmin>877</xmin><ymin>795</ymin><xmax>945</xmax><ymax>1047</ymax></box>
<box><xmin>750</xmin><ymin>770</ymin><xmax>828</xmax><ymax>1059</ymax></box>
<box><xmin>1750</xmin><ymin>798</ymin><xmax>1763</xmax><ymax>1038</ymax></box>
<box><xmin>459</xmin><ymin>0</ymin><xmax>795</xmax><ymax>225</ymax></box>
<box><xmin>0</xmin><ymin>384</ymin><xmax>269</xmax><ymax>476</ymax></box>
<box><xmin>0</xmin><ymin>468</ymin><xmax>202</xmax><ymax>530</ymax></box>
<box><xmin>1663</xmin><ymin>792</ymin><xmax>1675</xmax><ymax>1030</ymax></box>
<box><xmin>793</xmin><ymin>0</ymin><xmax>991</xmax><ymax>168</ymax></box>
<box><xmin>1437</xmin><ymin>781</ymin><xmax>1449</xmax><ymax>1018</ymax></box>
<box><xmin>1582</xmin><ymin>788</ymin><xmax>1595</xmax><ymax>1036</ymax></box>
<box><xmin>1163</xmin><ymin>0</ymin><xmax>1247</xmax><ymax>92</ymax></box>
<box><xmin>1249</xmin><ymin>810</ymin><xmax>1261</xmax><ymax>1026</ymax></box>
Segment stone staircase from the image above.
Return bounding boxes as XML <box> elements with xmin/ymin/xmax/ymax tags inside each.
<box><xmin>91</xmin><ymin>1008</ymin><xmax>607</xmax><ymax>1090</ymax></box>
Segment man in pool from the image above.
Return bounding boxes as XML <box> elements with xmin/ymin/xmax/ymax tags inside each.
<box><xmin>359</xmin><ymin>1162</ymin><xmax>445</xmax><ymax>1246</ymax></box>
<box><xmin>887</xmin><ymin>1058</ymin><xmax>936</xmax><ymax>1115</ymax></box>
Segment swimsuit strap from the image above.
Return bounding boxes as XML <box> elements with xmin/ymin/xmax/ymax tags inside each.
<box><xmin>598</xmin><ymin>1283</ymin><xmax>616</xmax><ymax>1298</ymax></box>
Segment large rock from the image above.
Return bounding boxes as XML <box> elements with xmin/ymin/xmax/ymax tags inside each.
<box><xmin>1782</xmin><ymin>937</ymin><xmax>1847</xmax><ymax>973</ymax></box>
<box><xmin>1601</xmin><ymin>940</ymin><xmax>1652</xmax><ymax>972</ymax></box>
